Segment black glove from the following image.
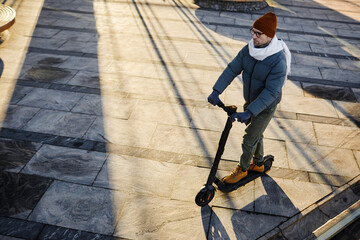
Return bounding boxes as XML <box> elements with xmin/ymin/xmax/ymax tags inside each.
<box><xmin>231</xmin><ymin>111</ymin><xmax>252</xmax><ymax>123</ymax></box>
<box><xmin>207</xmin><ymin>90</ymin><xmax>220</xmax><ymax>106</ymax></box>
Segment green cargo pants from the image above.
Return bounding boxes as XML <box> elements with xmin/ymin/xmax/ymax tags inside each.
<box><xmin>239</xmin><ymin>103</ymin><xmax>276</xmax><ymax>171</ymax></box>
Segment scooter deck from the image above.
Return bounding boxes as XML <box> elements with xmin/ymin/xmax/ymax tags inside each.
<box><xmin>214</xmin><ymin>155</ymin><xmax>274</xmax><ymax>193</ymax></box>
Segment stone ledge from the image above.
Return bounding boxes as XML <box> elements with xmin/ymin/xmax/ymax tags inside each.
<box><xmin>194</xmin><ymin>0</ymin><xmax>268</xmax><ymax>12</ymax></box>
<box><xmin>310</xmin><ymin>200</ymin><xmax>360</xmax><ymax>239</ymax></box>
<box><xmin>265</xmin><ymin>176</ymin><xmax>360</xmax><ymax>239</ymax></box>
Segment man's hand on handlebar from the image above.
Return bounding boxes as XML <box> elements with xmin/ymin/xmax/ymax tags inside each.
<box><xmin>230</xmin><ymin>111</ymin><xmax>252</xmax><ymax>123</ymax></box>
<box><xmin>207</xmin><ymin>90</ymin><xmax>221</xmax><ymax>106</ymax></box>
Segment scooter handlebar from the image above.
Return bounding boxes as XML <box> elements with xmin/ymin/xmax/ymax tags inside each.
<box><xmin>216</xmin><ymin>100</ymin><xmax>237</xmax><ymax>116</ymax></box>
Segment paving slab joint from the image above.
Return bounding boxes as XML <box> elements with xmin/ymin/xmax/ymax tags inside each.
<box><xmin>194</xmin><ymin>0</ymin><xmax>268</xmax><ymax>12</ymax></box>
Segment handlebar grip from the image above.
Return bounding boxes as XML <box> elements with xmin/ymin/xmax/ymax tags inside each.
<box><xmin>216</xmin><ymin>100</ymin><xmax>225</xmax><ymax>109</ymax></box>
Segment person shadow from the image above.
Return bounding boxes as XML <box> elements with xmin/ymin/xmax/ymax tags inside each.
<box><xmin>202</xmin><ymin>175</ymin><xmax>318</xmax><ymax>240</ymax></box>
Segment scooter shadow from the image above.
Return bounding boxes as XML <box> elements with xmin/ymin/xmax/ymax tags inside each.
<box><xmin>203</xmin><ymin>175</ymin><xmax>313</xmax><ymax>239</ymax></box>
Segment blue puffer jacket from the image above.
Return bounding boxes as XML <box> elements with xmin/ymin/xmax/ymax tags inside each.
<box><xmin>213</xmin><ymin>44</ymin><xmax>287</xmax><ymax>116</ymax></box>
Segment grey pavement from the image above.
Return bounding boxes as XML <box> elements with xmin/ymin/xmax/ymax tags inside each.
<box><xmin>0</xmin><ymin>0</ymin><xmax>360</xmax><ymax>239</ymax></box>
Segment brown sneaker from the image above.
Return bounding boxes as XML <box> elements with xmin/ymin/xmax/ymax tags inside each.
<box><xmin>222</xmin><ymin>165</ymin><xmax>248</xmax><ymax>184</ymax></box>
<box><xmin>248</xmin><ymin>162</ymin><xmax>265</xmax><ymax>173</ymax></box>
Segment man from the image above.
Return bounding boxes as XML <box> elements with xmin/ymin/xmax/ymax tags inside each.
<box><xmin>207</xmin><ymin>12</ymin><xmax>291</xmax><ymax>184</ymax></box>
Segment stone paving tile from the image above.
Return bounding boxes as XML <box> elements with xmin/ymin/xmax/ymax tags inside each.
<box><xmin>332</xmin><ymin>100</ymin><xmax>360</xmax><ymax>124</ymax></box>
<box><xmin>283</xmin><ymin>80</ymin><xmax>303</xmax><ymax>96</ymax></box>
<box><xmin>263</xmin><ymin>139</ymin><xmax>289</xmax><ymax>168</ymax></box>
<box><xmin>318</xmin><ymin>184</ymin><xmax>360</xmax><ymax>219</ymax></box>
<box><xmin>130</xmin><ymin>100</ymin><xmax>191</xmax><ymax>127</ymax></box>
<box><xmin>67</xmin><ymin>70</ymin><xmax>101</xmax><ymax>89</ymax></box>
<box><xmin>57</xmin><ymin>41</ymin><xmax>97</xmax><ymax>53</ymax></box>
<box><xmin>336</xmin><ymin>59</ymin><xmax>360</xmax><ymax>71</ymax></box>
<box><xmin>1</xmin><ymin>105</ymin><xmax>40</xmax><ymax>129</ymax></box>
<box><xmin>85</xmin><ymin>117</ymin><xmax>157</xmax><ymax>148</ymax></box>
<box><xmin>71</xmin><ymin>94</ymin><xmax>102</xmax><ymax>116</ymax></box>
<box><xmin>287</xmin><ymin>142</ymin><xmax>360</xmax><ymax>177</ymax></box>
<box><xmin>52</xmin><ymin>30</ymin><xmax>98</xmax><ymax>42</ymax></box>
<box><xmin>286</xmin><ymin>41</ymin><xmax>312</xmax><ymax>52</ymax></box>
<box><xmin>355</xmin><ymin>151</ymin><xmax>360</xmax><ymax>167</ymax></box>
<box><xmin>265</xmin><ymin>118</ymin><xmax>317</xmax><ymax>144</ymax></box>
<box><xmin>297</xmin><ymin>113</ymin><xmax>357</xmax><ymax>127</ymax></box>
<box><xmin>309</xmin><ymin>43</ymin><xmax>357</xmax><ymax>57</ymax></box>
<box><xmin>32</xmin><ymin>28</ymin><xmax>60</xmax><ymax>38</ymax></box>
<box><xmin>167</xmin><ymin>81</ymin><xmax>214</xmax><ymax>101</ymax></box>
<box><xmin>302</xmin><ymin>83</ymin><xmax>357</xmax><ymax>102</ymax></box>
<box><xmin>313</xmin><ymin>122</ymin><xmax>359</xmax><ymax>147</ymax></box>
<box><xmin>313</xmin><ymin>149</ymin><xmax>360</xmax><ymax>177</ymax></box>
<box><xmin>24</xmin><ymin>109</ymin><xmax>96</xmax><ymax>139</ymax></box>
<box><xmin>280</xmin><ymin>95</ymin><xmax>338</xmax><ymax>118</ymax></box>
<box><xmin>9</xmin><ymin>86</ymin><xmax>33</xmax><ymax>104</ymax></box>
<box><xmin>290</xmin><ymin>64</ymin><xmax>322</xmax><ymax>79</ymax></box>
<box><xmin>22</xmin><ymin>145</ymin><xmax>107</xmax><ymax>185</ymax></box>
<box><xmin>20</xmin><ymin>65</ymin><xmax>78</xmax><ymax>84</ymax></box>
<box><xmin>27</xmin><ymin>38</ymin><xmax>68</xmax><ymax>50</ymax></box>
<box><xmin>0</xmin><ymin>139</ymin><xmax>41</xmax><ymax>172</ymax></box>
<box><xmin>0</xmin><ymin>235</ymin><xmax>25</xmax><ymax>240</ymax></box>
<box><xmin>105</xmin><ymin>61</ymin><xmax>158</xmax><ymax>79</ymax></box>
<box><xmin>281</xmin><ymin>208</ymin><xmax>329</xmax><ymax>240</ymax></box>
<box><xmin>209</xmin><ymin>207</ymin><xmax>287</xmax><ymax>240</ymax></box>
<box><xmin>0</xmin><ymin>171</ymin><xmax>52</xmax><ymax>219</ymax></box>
<box><xmin>100</xmin><ymin>95</ymin><xmax>138</xmax><ymax>120</ymax></box>
<box><xmin>190</xmin><ymin>107</ymin><xmax>232</xmax><ymax>131</ymax></box>
<box><xmin>353</xmin><ymin>88</ymin><xmax>360</xmax><ymax>102</ymax></box>
<box><xmin>37</xmin><ymin>225</ymin><xmax>118</xmax><ymax>240</ymax></box>
<box><xmin>29</xmin><ymin>181</ymin><xmax>127</xmax><ymax>235</ymax></box>
<box><xmin>184</xmin><ymin>52</ymin><xmax>229</xmax><ymax>69</ymax></box>
<box><xmin>293</xmin><ymin>53</ymin><xmax>339</xmax><ymax>68</ymax></box>
<box><xmin>17</xmin><ymin>88</ymin><xmax>84</xmax><ymax>111</ymax></box>
<box><xmin>59</xmin><ymin>56</ymin><xmax>102</xmax><ymax>71</ymax></box>
<box><xmin>0</xmin><ymin>217</ymin><xmax>44</xmax><ymax>240</ymax></box>
<box><xmin>113</xmin><ymin>194</ymin><xmax>211</xmax><ymax>239</ymax></box>
<box><xmin>254</xmin><ymin>176</ymin><xmax>332</xmax><ymax>217</ymax></box>
<box><xmin>94</xmin><ymin>154</ymin><xmax>178</xmax><ymax>197</ymax></box>
<box><xmin>269</xmin><ymin>167</ymin><xmax>310</xmax><ymax>183</ymax></box>
<box><xmin>23</xmin><ymin>53</ymin><xmax>69</xmax><ymax>67</ymax></box>
<box><xmin>286</xmin><ymin>142</ymin><xmax>334</xmax><ymax>171</ymax></box>
<box><xmin>149</xmin><ymin>124</ymin><xmax>219</xmax><ymax>158</ymax></box>
<box><xmin>223</xmin><ymin>88</ymin><xmax>247</xmax><ymax>106</ymax></box>
<box><xmin>320</xmin><ymin>68</ymin><xmax>360</xmax><ymax>84</ymax></box>
<box><xmin>309</xmin><ymin>173</ymin><xmax>352</xmax><ymax>187</ymax></box>
<box><xmin>288</xmin><ymin>33</ymin><xmax>326</xmax><ymax>44</ymax></box>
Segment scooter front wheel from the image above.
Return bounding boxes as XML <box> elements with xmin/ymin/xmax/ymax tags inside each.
<box><xmin>195</xmin><ymin>185</ymin><xmax>215</xmax><ymax>207</ymax></box>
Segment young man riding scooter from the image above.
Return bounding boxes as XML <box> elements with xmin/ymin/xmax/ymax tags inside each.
<box><xmin>208</xmin><ymin>12</ymin><xmax>291</xmax><ymax>184</ymax></box>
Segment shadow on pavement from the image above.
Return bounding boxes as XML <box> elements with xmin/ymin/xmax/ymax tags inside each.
<box><xmin>196</xmin><ymin>1</ymin><xmax>360</xmax><ymax>238</ymax></box>
<box><xmin>0</xmin><ymin>0</ymin><xmax>122</xmax><ymax>237</ymax></box>
<box><xmin>203</xmin><ymin>176</ymin><xmax>308</xmax><ymax>239</ymax></box>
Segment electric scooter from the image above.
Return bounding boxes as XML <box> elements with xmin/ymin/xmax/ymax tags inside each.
<box><xmin>195</xmin><ymin>101</ymin><xmax>273</xmax><ymax>207</ymax></box>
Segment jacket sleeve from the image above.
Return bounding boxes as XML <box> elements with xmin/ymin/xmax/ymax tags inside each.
<box><xmin>247</xmin><ymin>58</ymin><xmax>286</xmax><ymax>116</ymax></box>
<box><xmin>212</xmin><ymin>48</ymin><xmax>244</xmax><ymax>94</ymax></box>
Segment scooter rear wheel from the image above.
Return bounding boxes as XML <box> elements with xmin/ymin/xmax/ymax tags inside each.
<box><xmin>195</xmin><ymin>185</ymin><xmax>215</xmax><ymax>207</ymax></box>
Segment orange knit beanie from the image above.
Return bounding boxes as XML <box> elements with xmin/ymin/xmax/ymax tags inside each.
<box><xmin>253</xmin><ymin>12</ymin><xmax>277</xmax><ymax>38</ymax></box>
